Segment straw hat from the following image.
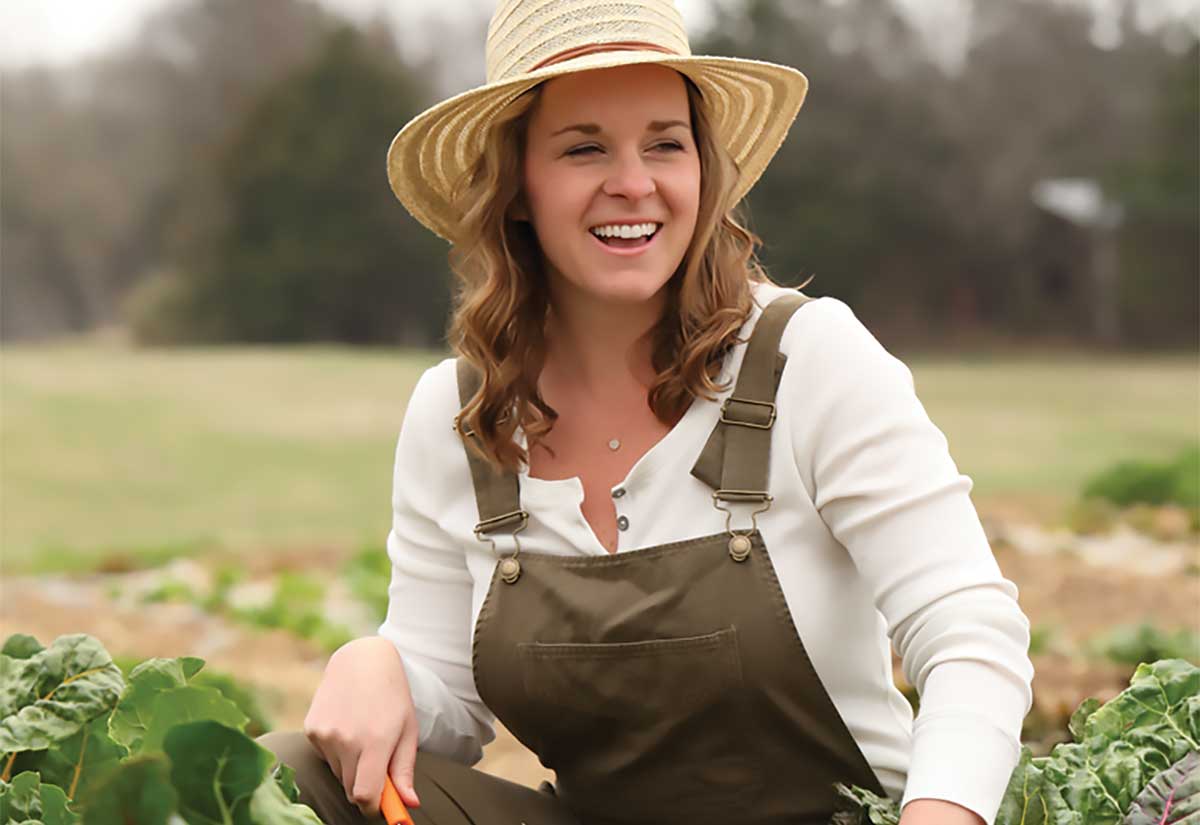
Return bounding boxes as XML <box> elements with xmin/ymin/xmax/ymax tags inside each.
<box><xmin>386</xmin><ymin>0</ymin><xmax>809</xmax><ymax>242</ymax></box>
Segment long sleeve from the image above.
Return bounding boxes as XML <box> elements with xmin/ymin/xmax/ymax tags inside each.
<box><xmin>792</xmin><ymin>299</ymin><xmax>1034</xmax><ymax>824</ymax></box>
<box><xmin>376</xmin><ymin>366</ymin><xmax>496</xmax><ymax>765</ymax></box>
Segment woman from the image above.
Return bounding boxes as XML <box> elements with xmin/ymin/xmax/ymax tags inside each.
<box><xmin>259</xmin><ymin>2</ymin><xmax>1035</xmax><ymax>824</ymax></box>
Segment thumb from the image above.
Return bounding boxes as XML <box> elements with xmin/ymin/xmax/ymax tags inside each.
<box><xmin>388</xmin><ymin>725</ymin><xmax>421</xmax><ymax>808</ymax></box>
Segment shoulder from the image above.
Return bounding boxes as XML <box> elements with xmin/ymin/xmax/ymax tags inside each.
<box><xmin>748</xmin><ymin>281</ymin><xmax>894</xmax><ymax>364</ymax></box>
<box><xmin>745</xmin><ymin>282</ymin><xmax>916</xmax><ymax>403</ymax></box>
<box><xmin>397</xmin><ymin>355</ymin><xmax>463</xmax><ymax>454</ymax></box>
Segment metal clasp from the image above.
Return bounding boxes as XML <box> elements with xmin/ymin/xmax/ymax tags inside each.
<box><xmin>474</xmin><ymin>509</ymin><xmax>529</xmax><ymax>584</ymax></box>
<box><xmin>719</xmin><ymin>397</ymin><xmax>776</xmax><ymax>429</ymax></box>
<box><xmin>712</xmin><ymin>491</ymin><xmax>772</xmax><ymax>562</ymax></box>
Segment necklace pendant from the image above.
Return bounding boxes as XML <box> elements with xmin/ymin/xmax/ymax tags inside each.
<box><xmin>607</xmin><ymin>438</ymin><xmax>621</xmax><ymax>451</ymax></box>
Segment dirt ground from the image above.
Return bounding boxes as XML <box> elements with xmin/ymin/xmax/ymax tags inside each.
<box><xmin>2</xmin><ymin>506</ymin><xmax>1196</xmax><ymax>788</ymax></box>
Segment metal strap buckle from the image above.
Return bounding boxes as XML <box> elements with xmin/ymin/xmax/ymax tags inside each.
<box><xmin>711</xmin><ymin>491</ymin><xmax>773</xmax><ymax>535</ymax></box>
<box><xmin>474</xmin><ymin>509</ymin><xmax>529</xmax><ymax>538</ymax></box>
<box><xmin>719</xmin><ymin>397</ymin><xmax>776</xmax><ymax>429</ymax></box>
<box><xmin>453</xmin><ymin>415</ymin><xmax>477</xmax><ymax>438</ymax></box>
<box><xmin>474</xmin><ymin>509</ymin><xmax>529</xmax><ymax>583</ymax></box>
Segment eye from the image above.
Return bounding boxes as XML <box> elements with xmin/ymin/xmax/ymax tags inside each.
<box><xmin>565</xmin><ymin>145</ymin><xmax>602</xmax><ymax>157</ymax></box>
<box><xmin>654</xmin><ymin>141</ymin><xmax>684</xmax><ymax>152</ymax></box>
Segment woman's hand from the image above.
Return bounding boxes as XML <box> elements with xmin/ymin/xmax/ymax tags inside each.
<box><xmin>303</xmin><ymin>636</ymin><xmax>422</xmax><ymax>815</ymax></box>
<box><xmin>899</xmin><ymin>798</ymin><xmax>987</xmax><ymax>825</ymax></box>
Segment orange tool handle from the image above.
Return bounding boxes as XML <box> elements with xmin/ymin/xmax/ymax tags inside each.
<box><xmin>380</xmin><ymin>775</ymin><xmax>415</xmax><ymax>825</ymax></box>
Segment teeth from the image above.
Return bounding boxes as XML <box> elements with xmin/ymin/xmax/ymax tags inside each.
<box><xmin>590</xmin><ymin>222</ymin><xmax>659</xmax><ymax>239</ymax></box>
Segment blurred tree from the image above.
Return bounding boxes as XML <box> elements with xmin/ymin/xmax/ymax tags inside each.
<box><xmin>160</xmin><ymin>25</ymin><xmax>448</xmax><ymax>345</ymax></box>
<box><xmin>1103</xmin><ymin>42</ymin><xmax>1199</xmax><ymax>347</ymax></box>
<box><xmin>1</xmin><ymin>0</ymin><xmax>335</xmax><ymax>340</ymax></box>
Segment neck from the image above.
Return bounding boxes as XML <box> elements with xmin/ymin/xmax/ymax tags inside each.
<box><xmin>542</xmin><ymin>282</ymin><xmax>668</xmax><ymax>400</ymax></box>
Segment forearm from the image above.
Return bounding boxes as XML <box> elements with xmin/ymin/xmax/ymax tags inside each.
<box><xmin>900</xmin><ymin>798</ymin><xmax>986</xmax><ymax>825</ymax></box>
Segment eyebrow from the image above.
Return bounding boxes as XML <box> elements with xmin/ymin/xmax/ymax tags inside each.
<box><xmin>549</xmin><ymin>119</ymin><xmax>690</xmax><ymax>137</ymax></box>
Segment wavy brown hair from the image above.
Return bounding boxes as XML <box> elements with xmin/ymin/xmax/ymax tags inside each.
<box><xmin>446</xmin><ymin>72</ymin><xmax>803</xmax><ymax>473</ymax></box>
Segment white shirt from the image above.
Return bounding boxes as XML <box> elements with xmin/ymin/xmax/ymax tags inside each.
<box><xmin>377</xmin><ymin>280</ymin><xmax>1034</xmax><ymax>825</ymax></box>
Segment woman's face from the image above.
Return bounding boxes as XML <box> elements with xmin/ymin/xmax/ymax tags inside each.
<box><xmin>521</xmin><ymin>63</ymin><xmax>701</xmax><ymax>310</ymax></box>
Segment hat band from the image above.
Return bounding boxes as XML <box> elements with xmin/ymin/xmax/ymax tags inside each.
<box><xmin>529</xmin><ymin>41</ymin><xmax>680</xmax><ymax>72</ymax></box>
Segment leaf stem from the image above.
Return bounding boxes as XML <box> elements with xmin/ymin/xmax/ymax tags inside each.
<box><xmin>68</xmin><ymin>724</ymin><xmax>89</xmax><ymax>798</ymax></box>
<box><xmin>1</xmin><ymin>751</ymin><xmax>15</xmax><ymax>783</ymax></box>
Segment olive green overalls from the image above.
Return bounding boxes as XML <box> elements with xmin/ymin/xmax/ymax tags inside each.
<box><xmin>259</xmin><ymin>292</ymin><xmax>889</xmax><ymax>825</ymax></box>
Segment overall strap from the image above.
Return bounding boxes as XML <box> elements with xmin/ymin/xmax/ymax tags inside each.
<box><xmin>454</xmin><ymin>358</ymin><xmax>527</xmax><ymax>539</ymax></box>
<box><xmin>690</xmin><ymin>291</ymin><xmax>815</xmax><ymax>499</ymax></box>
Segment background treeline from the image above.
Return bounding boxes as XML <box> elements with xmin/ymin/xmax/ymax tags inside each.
<box><xmin>2</xmin><ymin>0</ymin><xmax>1196</xmax><ymax>348</ymax></box>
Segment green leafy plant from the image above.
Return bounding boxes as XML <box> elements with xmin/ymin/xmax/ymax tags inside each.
<box><xmin>235</xmin><ymin>571</ymin><xmax>355</xmax><ymax>653</ymax></box>
<box><xmin>834</xmin><ymin>658</ymin><xmax>1200</xmax><ymax>824</ymax></box>
<box><xmin>1086</xmin><ymin>622</ymin><xmax>1200</xmax><ymax>667</ymax></box>
<box><xmin>0</xmin><ymin>633</ymin><xmax>319</xmax><ymax>824</ymax></box>
<box><xmin>1082</xmin><ymin>445</ymin><xmax>1200</xmax><ymax>512</ymax></box>
<box><xmin>340</xmin><ymin>543</ymin><xmax>390</xmax><ymax>624</ymax></box>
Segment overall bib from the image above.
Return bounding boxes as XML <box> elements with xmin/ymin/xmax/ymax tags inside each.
<box><xmin>259</xmin><ymin>292</ymin><xmax>890</xmax><ymax>824</ymax></box>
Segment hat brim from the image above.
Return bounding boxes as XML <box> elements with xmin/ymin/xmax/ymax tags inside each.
<box><xmin>386</xmin><ymin>51</ymin><xmax>809</xmax><ymax>242</ymax></box>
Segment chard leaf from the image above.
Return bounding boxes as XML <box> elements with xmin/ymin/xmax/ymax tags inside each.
<box><xmin>996</xmin><ymin>747</ymin><xmax>1080</xmax><ymax>825</ymax></box>
<box><xmin>109</xmin><ymin>657</ymin><xmax>207</xmax><ymax>751</ymax></box>
<box><xmin>0</xmin><ymin>771</ymin><xmax>80</xmax><ymax>825</ymax></box>
<box><xmin>1069</xmin><ymin>698</ymin><xmax>1101</xmax><ymax>742</ymax></box>
<box><xmin>246</xmin><ymin>777</ymin><xmax>323</xmax><ymax>824</ymax></box>
<box><xmin>2</xmin><ymin>636</ymin><xmax>46</xmax><ymax>660</ymax></box>
<box><xmin>12</xmin><ymin>716</ymin><xmax>127</xmax><ymax>801</ymax></box>
<box><xmin>832</xmin><ymin>782</ymin><xmax>900</xmax><ymax>824</ymax></box>
<box><xmin>270</xmin><ymin>762</ymin><xmax>302</xmax><ymax>804</ymax></box>
<box><xmin>77</xmin><ymin>754</ymin><xmax>178</xmax><ymax>825</ymax></box>
<box><xmin>1083</xmin><ymin>660</ymin><xmax>1200</xmax><ymax>761</ymax></box>
<box><xmin>163</xmin><ymin>720</ymin><xmax>271</xmax><ymax>825</ymax></box>
<box><xmin>0</xmin><ymin>635</ymin><xmax>124</xmax><ymax>754</ymax></box>
<box><xmin>1123</xmin><ymin>750</ymin><xmax>1200</xmax><ymax>824</ymax></box>
<box><xmin>1043</xmin><ymin>740</ymin><xmax>1168</xmax><ymax>824</ymax></box>
<box><xmin>137</xmin><ymin>687</ymin><xmax>248</xmax><ymax>755</ymax></box>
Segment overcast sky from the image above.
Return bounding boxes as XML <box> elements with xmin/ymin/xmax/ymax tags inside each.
<box><xmin>2</xmin><ymin>0</ymin><xmax>1196</xmax><ymax>73</ymax></box>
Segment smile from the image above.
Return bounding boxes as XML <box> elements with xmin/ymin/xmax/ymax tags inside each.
<box><xmin>587</xmin><ymin>222</ymin><xmax>663</xmax><ymax>256</ymax></box>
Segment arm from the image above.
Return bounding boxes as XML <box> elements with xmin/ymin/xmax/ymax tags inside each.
<box><xmin>792</xmin><ymin>300</ymin><xmax>1034</xmax><ymax>825</ymax></box>
<box><xmin>376</xmin><ymin>363</ymin><xmax>495</xmax><ymax>765</ymax></box>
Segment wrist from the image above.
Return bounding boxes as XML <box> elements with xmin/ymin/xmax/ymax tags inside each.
<box><xmin>899</xmin><ymin>798</ymin><xmax>986</xmax><ymax>825</ymax></box>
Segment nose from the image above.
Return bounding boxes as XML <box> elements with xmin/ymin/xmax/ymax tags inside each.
<box><xmin>601</xmin><ymin>151</ymin><xmax>656</xmax><ymax>201</ymax></box>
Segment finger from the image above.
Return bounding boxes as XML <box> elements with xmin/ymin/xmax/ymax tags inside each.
<box><xmin>350</xmin><ymin>746</ymin><xmax>388</xmax><ymax>816</ymax></box>
<box><xmin>338</xmin><ymin>747</ymin><xmax>361</xmax><ymax>807</ymax></box>
<box><xmin>388</xmin><ymin>724</ymin><xmax>421</xmax><ymax>808</ymax></box>
<box><xmin>306</xmin><ymin>733</ymin><xmax>344</xmax><ymax>796</ymax></box>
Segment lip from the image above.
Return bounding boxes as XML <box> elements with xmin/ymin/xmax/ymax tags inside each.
<box><xmin>588</xmin><ymin>224</ymin><xmax>663</xmax><ymax>257</ymax></box>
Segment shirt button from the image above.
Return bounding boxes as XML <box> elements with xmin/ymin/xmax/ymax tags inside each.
<box><xmin>616</xmin><ymin>515</ymin><xmax>629</xmax><ymax>531</ymax></box>
<box><xmin>612</xmin><ymin>487</ymin><xmax>626</xmax><ymax>499</ymax></box>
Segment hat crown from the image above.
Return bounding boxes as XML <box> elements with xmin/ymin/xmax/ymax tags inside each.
<box><xmin>486</xmin><ymin>0</ymin><xmax>692</xmax><ymax>84</ymax></box>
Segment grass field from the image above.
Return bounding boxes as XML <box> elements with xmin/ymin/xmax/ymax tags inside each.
<box><xmin>2</xmin><ymin>341</ymin><xmax>1196</xmax><ymax>573</ymax></box>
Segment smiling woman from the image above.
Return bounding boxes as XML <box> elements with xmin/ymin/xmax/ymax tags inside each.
<box><xmin>255</xmin><ymin>2</ymin><xmax>1035</xmax><ymax>824</ymax></box>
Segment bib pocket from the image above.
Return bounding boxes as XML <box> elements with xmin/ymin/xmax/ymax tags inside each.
<box><xmin>518</xmin><ymin>626</ymin><xmax>763</xmax><ymax>820</ymax></box>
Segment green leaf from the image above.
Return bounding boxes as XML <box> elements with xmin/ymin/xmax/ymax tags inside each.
<box><xmin>1123</xmin><ymin>750</ymin><xmax>1200</xmax><ymax>824</ymax></box>
<box><xmin>11</xmin><ymin>716</ymin><xmax>127</xmax><ymax>802</ymax></box>
<box><xmin>246</xmin><ymin>778</ymin><xmax>322</xmax><ymax>825</ymax></box>
<box><xmin>1084</xmin><ymin>660</ymin><xmax>1200</xmax><ymax>761</ymax></box>
<box><xmin>0</xmin><ymin>771</ymin><xmax>80</xmax><ymax>825</ymax></box>
<box><xmin>162</xmin><ymin>721</ymin><xmax>271</xmax><ymax>825</ymax></box>
<box><xmin>0</xmin><ymin>635</ymin><xmax>125</xmax><ymax>754</ymax></box>
<box><xmin>77</xmin><ymin>754</ymin><xmax>178</xmax><ymax>825</ymax></box>
<box><xmin>137</xmin><ymin>687</ymin><xmax>249</xmax><ymax>755</ymax></box>
<box><xmin>995</xmin><ymin>748</ymin><xmax>1080</xmax><ymax>825</ymax></box>
<box><xmin>270</xmin><ymin>762</ymin><xmax>302</xmax><ymax>804</ymax></box>
<box><xmin>1</xmin><ymin>636</ymin><xmax>46</xmax><ymax>660</ymax></box>
<box><xmin>832</xmin><ymin>782</ymin><xmax>900</xmax><ymax>824</ymax></box>
<box><xmin>1069</xmin><ymin>698</ymin><xmax>1100</xmax><ymax>742</ymax></box>
<box><xmin>108</xmin><ymin>657</ymin><xmax>206</xmax><ymax>751</ymax></box>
